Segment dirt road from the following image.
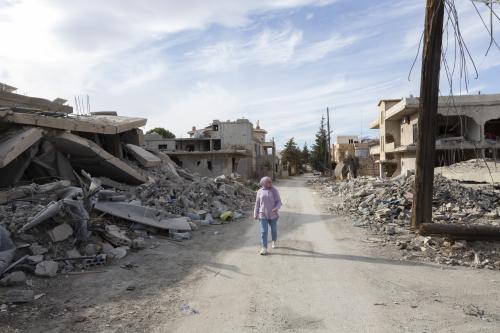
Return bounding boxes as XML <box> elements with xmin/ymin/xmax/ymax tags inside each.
<box><xmin>168</xmin><ymin>175</ymin><xmax>500</xmax><ymax>332</ymax></box>
<box><xmin>3</xmin><ymin>175</ymin><xmax>500</xmax><ymax>332</ymax></box>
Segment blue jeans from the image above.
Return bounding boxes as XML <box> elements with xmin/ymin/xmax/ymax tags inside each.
<box><xmin>260</xmin><ymin>218</ymin><xmax>278</xmax><ymax>249</ymax></box>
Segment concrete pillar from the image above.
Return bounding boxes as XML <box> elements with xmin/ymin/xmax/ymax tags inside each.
<box><xmin>379</xmin><ymin>163</ymin><xmax>386</xmax><ymax>180</ymax></box>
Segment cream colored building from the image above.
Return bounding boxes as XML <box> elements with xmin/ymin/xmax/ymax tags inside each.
<box><xmin>370</xmin><ymin>94</ymin><xmax>500</xmax><ymax>178</ymax></box>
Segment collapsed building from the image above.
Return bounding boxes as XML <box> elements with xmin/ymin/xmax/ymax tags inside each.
<box><xmin>0</xmin><ymin>85</ymin><xmax>151</xmax><ymax>187</ymax></box>
<box><xmin>331</xmin><ymin>135</ymin><xmax>378</xmax><ymax>179</ymax></box>
<box><xmin>369</xmin><ymin>94</ymin><xmax>500</xmax><ymax>178</ymax></box>
<box><xmin>144</xmin><ymin>119</ymin><xmax>280</xmax><ymax>180</ymax></box>
<box><xmin>0</xmin><ymin>85</ymin><xmax>256</xmax><ymax>300</ymax></box>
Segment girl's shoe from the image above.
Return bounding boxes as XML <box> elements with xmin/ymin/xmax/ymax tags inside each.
<box><xmin>260</xmin><ymin>248</ymin><xmax>268</xmax><ymax>255</ymax></box>
<box><xmin>271</xmin><ymin>241</ymin><xmax>277</xmax><ymax>249</ymax></box>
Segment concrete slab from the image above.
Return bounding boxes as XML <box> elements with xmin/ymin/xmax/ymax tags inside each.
<box><xmin>49</xmin><ymin>132</ymin><xmax>147</xmax><ymax>185</ymax></box>
<box><xmin>125</xmin><ymin>144</ymin><xmax>161</xmax><ymax>167</ymax></box>
<box><xmin>35</xmin><ymin>260</ymin><xmax>58</xmax><ymax>277</ymax></box>
<box><xmin>435</xmin><ymin>159</ymin><xmax>500</xmax><ymax>184</ymax></box>
<box><xmin>0</xmin><ymin>180</ymin><xmax>71</xmax><ymax>205</ymax></box>
<box><xmin>0</xmin><ymin>127</ymin><xmax>43</xmax><ymax>167</ymax></box>
<box><xmin>47</xmin><ymin>223</ymin><xmax>73</xmax><ymax>242</ymax></box>
<box><xmin>94</xmin><ymin>201</ymin><xmax>192</xmax><ymax>231</ymax></box>
<box><xmin>0</xmin><ymin>110</ymin><xmax>146</xmax><ymax>134</ymax></box>
<box><xmin>0</xmin><ymin>90</ymin><xmax>72</xmax><ymax>113</ymax></box>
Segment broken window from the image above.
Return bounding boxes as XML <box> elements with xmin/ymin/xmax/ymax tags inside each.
<box><xmin>412</xmin><ymin>124</ymin><xmax>418</xmax><ymax>144</ymax></box>
<box><xmin>212</xmin><ymin>124</ymin><xmax>219</xmax><ymax>131</ymax></box>
<box><xmin>171</xmin><ymin>156</ymin><xmax>182</xmax><ymax>167</ymax></box>
<box><xmin>187</xmin><ymin>144</ymin><xmax>195</xmax><ymax>152</ymax></box>
<box><xmin>435</xmin><ymin>114</ymin><xmax>480</xmax><ymax>141</ymax></box>
<box><xmin>202</xmin><ymin>140</ymin><xmax>210</xmax><ymax>151</ymax></box>
<box><xmin>232</xmin><ymin>157</ymin><xmax>237</xmax><ymax>172</ymax></box>
<box><xmin>158</xmin><ymin>144</ymin><xmax>168</xmax><ymax>150</ymax></box>
<box><xmin>207</xmin><ymin>161</ymin><xmax>212</xmax><ymax>171</ymax></box>
<box><xmin>196</xmin><ymin>160</ymin><xmax>201</xmax><ymax>166</ymax></box>
<box><xmin>485</xmin><ymin>117</ymin><xmax>500</xmax><ymax>141</ymax></box>
<box><xmin>212</xmin><ymin>139</ymin><xmax>221</xmax><ymax>150</ymax></box>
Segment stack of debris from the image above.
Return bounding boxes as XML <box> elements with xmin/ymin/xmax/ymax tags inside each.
<box><xmin>0</xmin><ymin>87</ymin><xmax>256</xmax><ymax>304</ymax></box>
<box><xmin>309</xmin><ymin>172</ymin><xmax>500</xmax><ymax>269</ymax></box>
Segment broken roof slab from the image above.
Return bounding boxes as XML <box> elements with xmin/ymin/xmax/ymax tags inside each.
<box><xmin>124</xmin><ymin>144</ymin><xmax>161</xmax><ymax>167</ymax></box>
<box><xmin>0</xmin><ymin>127</ymin><xmax>43</xmax><ymax>168</ymax></box>
<box><xmin>94</xmin><ymin>201</ymin><xmax>192</xmax><ymax>231</ymax></box>
<box><xmin>0</xmin><ymin>109</ymin><xmax>146</xmax><ymax>135</ymax></box>
<box><xmin>49</xmin><ymin>132</ymin><xmax>147</xmax><ymax>185</ymax></box>
<box><xmin>0</xmin><ymin>90</ymin><xmax>72</xmax><ymax>113</ymax></box>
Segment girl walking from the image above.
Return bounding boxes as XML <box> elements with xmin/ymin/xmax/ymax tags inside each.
<box><xmin>254</xmin><ymin>176</ymin><xmax>282</xmax><ymax>255</ymax></box>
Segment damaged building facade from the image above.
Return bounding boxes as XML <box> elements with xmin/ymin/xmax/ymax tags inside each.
<box><xmin>144</xmin><ymin>119</ymin><xmax>279</xmax><ymax>179</ymax></box>
<box><xmin>369</xmin><ymin>94</ymin><xmax>500</xmax><ymax>178</ymax></box>
<box><xmin>331</xmin><ymin>135</ymin><xmax>378</xmax><ymax>179</ymax></box>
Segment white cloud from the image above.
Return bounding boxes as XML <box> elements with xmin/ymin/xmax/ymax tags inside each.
<box><xmin>191</xmin><ymin>27</ymin><xmax>359</xmax><ymax>72</ymax></box>
<box><xmin>0</xmin><ymin>0</ymin><xmax>337</xmax><ymax>99</ymax></box>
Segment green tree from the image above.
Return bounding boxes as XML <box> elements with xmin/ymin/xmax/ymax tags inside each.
<box><xmin>281</xmin><ymin>137</ymin><xmax>302</xmax><ymax>175</ymax></box>
<box><xmin>146</xmin><ymin>127</ymin><xmax>176</xmax><ymax>138</ymax></box>
<box><xmin>311</xmin><ymin>117</ymin><xmax>328</xmax><ymax>173</ymax></box>
<box><xmin>301</xmin><ymin>142</ymin><xmax>310</xmax><ymax>169</ymax></box>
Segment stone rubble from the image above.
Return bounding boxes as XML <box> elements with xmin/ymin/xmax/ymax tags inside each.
<box><xmin>0</xmin><ymin>161</ymin><xmax>256</xmax><ymax>303</ymax></box>
<box><xmin>309</xmin><ymin>173</ymin><xmax>500</xmax><ymax>269</ymax></box>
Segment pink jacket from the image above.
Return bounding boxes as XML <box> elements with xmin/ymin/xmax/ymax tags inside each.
<box><xmin>254</xmin><ymin>186</ymin><xmax>282</xmax><ymax>220</ymax></box>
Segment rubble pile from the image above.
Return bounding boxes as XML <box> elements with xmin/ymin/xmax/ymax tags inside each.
<box><xmin>0</xmin><ymin>88</ymin><xmax>256</xmax><ymax>305</ymax></box>
<box><xmin>309</xmin><ymin>173</ymin><xmax>500</xmax><ymax>269</ymax></box>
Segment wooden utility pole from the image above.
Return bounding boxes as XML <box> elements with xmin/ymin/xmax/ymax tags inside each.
<box><xmin>326</xmin><ymin>107</ymin><xmax>332</xmax><ymax>174</ymax></box>
<box><xmin>411</xmin><ymin>0</ymin><xmax>445</xmax><ymax>229</ymax></box>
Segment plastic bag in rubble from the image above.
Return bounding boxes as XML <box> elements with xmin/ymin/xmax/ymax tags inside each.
<box><xmin>0</xmin><ymin>225</ymin><xmax>16</xmax><ymax>274</ymax></box>
<box><xmin>220</xmin><ymin>211</ymin><xmax>234</xmax><ymax>221</ymax></box>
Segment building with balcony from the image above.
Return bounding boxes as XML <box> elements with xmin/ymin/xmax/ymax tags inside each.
<box><xmin>370</xmin><ymin>94</ymin><xmax>500</xmax><ymax>178</ymax></box>
<box><xmin>144</xmin><ymin>119</ymin><xmax>279</xmax><ymax>179</ymax></box>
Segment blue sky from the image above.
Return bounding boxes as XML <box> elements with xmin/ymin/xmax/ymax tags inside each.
<box><xmin>1</xmin><ymin>0</ymin><xmax>499</xmax><ymax>148</ymax></box>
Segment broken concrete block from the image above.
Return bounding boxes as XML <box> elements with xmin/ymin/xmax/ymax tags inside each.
<box><xmin>0</xmin><ymin>271</ymin><xmax>27</xmax><ymax>286</ymax></box>
<box><xmin>65</xmin><ymin>248</ymin><xmax>81</xmax><ymax>258</ymax></box>
<box><xmin>101</xmin><ymin>242</ymin><xmax>116</xmax><ymax>258</ymax></box>
<box><xmin>375</xmin><ymin>208</ymin><xmax>391</xmax><ymax>219</ymax></box>
<box><xmin>35</xmin><ymin>260</ymin><xmax>59</xmax><ymax>277</ymax></box>
<box><xmin>124</xmin><ymin>144</ymin><xmax>161</xmax><ymax>167</ymax></box>
<box><xmin>48</xmin><ymin>223</ymin><xmax>73</xmax><ymax>242</ymax></box>
<box><xmin>104</xmin><ymin>225</ymin><xmax>132</xmax><ymax>247</ymax></box>
<box><xmin>188</xmin><ymin>221</ymin><xmax>198</xmax><ymax>231</ymax></box>
<box><xmin>27</xmin><ymin>255</ymin><xmax>44</xmax><ymax>264</ymax></box>
<box><xmin>2</xmin><ymin>289</ymin><xmax>34</xmax><ymax>303</ymax></box>
<box><xmin>171</xmin><ymin>232</ymin><xmax>192</xmax><ymax>241</ymax></box>
<box><xmin>29</xmin><ymin>244</ymin><xmax>48</xmax><ymax>255</ymax></box>
<box><xmin>84</xmin><ymin>243</ymin><xmax>97</xmax><ymax>256</ymax></box>
<box><xmin>132</xmin><ymin>238</ymin><xmax>146</xmax><ymax>249</ymax></box>
<box><xmin>110</xmin><ymin>246</ymin><xmax>128</xmax><ymax>260</ymax></box>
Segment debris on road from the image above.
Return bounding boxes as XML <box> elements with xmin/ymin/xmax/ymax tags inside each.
<box><xmin>309</xmin><ymin>171</ymin><xmax>500</xmax><ymax>269</ymax></box>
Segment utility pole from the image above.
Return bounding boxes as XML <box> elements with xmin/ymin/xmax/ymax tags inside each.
<box><xmin>326</xmin><ymin>107</ymin><xmax>332</xmax><ymax>175</ymax></box>
<box><xmin>411</xmin><ymin>0</ymin><xmax>445</xmax><ymax>229</ymax></box>
<box><xmin>271</xmin><ymin>137</ymin><xmax>276</xmax><ymax>180</ymax></box>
